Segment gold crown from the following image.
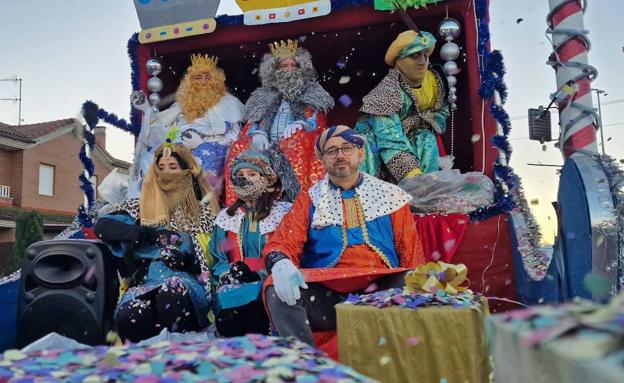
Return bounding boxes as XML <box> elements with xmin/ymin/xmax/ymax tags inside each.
<box><xmin>190</xmin><ymin>54</ymin><xmax>219</xmax><ymax>71</ymax></box>
<box><xmin>269</xmin><ymin>39</ymin><xmax>298</xmax><ymax>59</ymax></box>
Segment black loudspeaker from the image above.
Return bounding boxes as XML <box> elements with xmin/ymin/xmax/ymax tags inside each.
<box><xmin>17</xmin><ymin>240</ymin><xmax>119</xmax><ymax>347</ymax></box>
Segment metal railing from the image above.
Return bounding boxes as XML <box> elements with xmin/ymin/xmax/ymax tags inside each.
<box><xmin>0</xmin><ymin>185</ymin><xmax>10</xmax><ymax>199</ymax></box>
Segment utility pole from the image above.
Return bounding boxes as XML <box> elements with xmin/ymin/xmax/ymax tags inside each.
<box><xmin>592</xmin><ymin>88</ymin><xmax>607</xmax><ymax>155</ymax></box>
<box><xmin>0</xmin><ymin>77</ymin><xmax>23</xmax><ymax>125</ymax></box>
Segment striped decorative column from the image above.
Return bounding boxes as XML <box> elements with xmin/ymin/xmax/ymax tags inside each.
<box><xmin>547</xmin><ymin>0</ymin><xmax>599</xmax><ymax>158</ymax></box>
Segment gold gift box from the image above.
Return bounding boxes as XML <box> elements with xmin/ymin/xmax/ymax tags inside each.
<box><xmin>337</xmin><ymin>304</ymin><xmax>491</xmax><ymax>383</ymax></box>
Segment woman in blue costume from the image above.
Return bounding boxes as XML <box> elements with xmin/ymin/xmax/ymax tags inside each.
<box><xmin>94</xmin><ymin>143</ymin><xmax>219</xmax><ymax>342</ymax></box>
<box><xmin>210</xmin><ymin>150</ymin><xmax>291</xmax><ymax>336</ymax></box>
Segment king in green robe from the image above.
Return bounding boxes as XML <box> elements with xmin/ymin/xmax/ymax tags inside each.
<box><xmin>356</xmin><ymin>30</ymin><xmax>450</xmax><ymax>183</ymax></box>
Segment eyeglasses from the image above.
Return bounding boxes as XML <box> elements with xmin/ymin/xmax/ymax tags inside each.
<box><xmin>323</xmin><ymin>145</ymin><xmax>357</xmax><ymax>159</ymax></box>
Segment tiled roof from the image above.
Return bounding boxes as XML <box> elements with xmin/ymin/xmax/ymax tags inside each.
<box><xmin>0</xmin><ymin>118</ymin><xmax>78</xmax><ymax>142</ymax></box>
<box><xmin>0</xmin><ymin>123</ymin><xmax>35</xmax><ymax>143</ymax></box>
<box><xmin>18</xmin><ymin>118</ymin><xmax>78</xmax><ymax>139</ymax></box>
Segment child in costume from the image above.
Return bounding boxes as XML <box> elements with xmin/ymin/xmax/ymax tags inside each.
<box><xmin>224</xmin><ymin>39</ymin><xmax>334</xmax><ymax>204</ymax></box>
<box><xmin>210</xmin><ymin>150</ymin><xmax>291</xmax><ymax>336</ymax></box>
<box><xmin>94</xmin><ymin>142</ymin><xmax>218</xmax><ymax>342</ymax></box>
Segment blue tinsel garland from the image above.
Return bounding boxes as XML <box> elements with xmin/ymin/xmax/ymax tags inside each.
<box><xmin>77</xmin><ymin>101</ymin><xmax>99</xmax><ymax>227</ymax></box>
<box><xmin>128</xmin><ymin>33</ymin><xmax>142</xmax><ymax>134</ymax></box>
<box><xmin>469</xmin><ymin>0</ymin><xmax>517</xmax><ymax>221</ymax></box>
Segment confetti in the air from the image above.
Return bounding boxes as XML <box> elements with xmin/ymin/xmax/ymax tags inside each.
<box><xmin>338</xmin><ymin>94</ymin><xmax>352</xmax><ymax>107</ymax></box>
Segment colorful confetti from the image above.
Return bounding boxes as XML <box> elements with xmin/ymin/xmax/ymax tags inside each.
<box><xmin>343</xmin><ymin>288</ymin><xmax>484</xmax><ymax>311</ymax></box>
<box><xmin>0</xmin><ymin>335</ymin><xmax>374</xmax><ymax>382</ymax></box>
<box><xmin>379</xmin><ymin>356</ymin><xmax>391</xmax><ymax>366</ymax></box>
<box><xmin>583</xmin><ymin>272</ymin><xmax>612</xmax><ymax>296</ymax></box>
<box><xmin>406</xmin><ymin>337</ymin><xmax>421</xmax><ymax>346</ymax></box>
<box><xmin>338</xmin><ymin>94</ymin><xmax>353</xmax><ymax>107</ymax></box>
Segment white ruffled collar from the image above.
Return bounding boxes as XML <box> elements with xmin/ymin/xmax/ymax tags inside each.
<box><xmin>308</xmin><ymin>173</ymin><xmax>412</xmax><ymax>228</ymax></box>
<box><xmin>215</xmin><ymin>201</ymin><xmax>292</xmax><ymax>235</ymax></box>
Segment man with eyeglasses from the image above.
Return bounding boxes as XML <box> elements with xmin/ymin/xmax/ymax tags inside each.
<box><xmin>261</xmin><ymin>125</ymin><xmax>425</xmax><ymax>345</ymax></box>
<box><xmin>355</xmin><ymin>30</ymin><xmax>450</xmax><ymax>183</ymax></box>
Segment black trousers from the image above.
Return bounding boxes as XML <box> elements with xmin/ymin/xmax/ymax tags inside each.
<box><xmin>215</xmin><ymin>298</ymin><xmax>270</xmax><ymax>337</ymax></box>
<box><xmin>265</xmin><ymin>271</ymin><xmax>409</xmax><ymax>345</ymax></box>
<box><xmin>115</xmin><ymin>281</ymin><xmax>199</xmax><ymax>343</ymax></box>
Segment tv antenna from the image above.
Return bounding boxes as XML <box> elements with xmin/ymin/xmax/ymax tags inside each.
<box><xmin>0</xmin><ymin>77</ymin><xmax>23</xmax><ymax>125</ymax></box>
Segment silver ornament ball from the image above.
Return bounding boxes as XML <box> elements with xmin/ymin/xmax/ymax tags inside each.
<box><xmin>446</xmin><ymin>75</ymin><xmax>457</xmax><ymax>87</ymax></box>
<box><xmin>438</xmin><ymin>18</ymin><xmax>461</xmax><ymax>41</ymax></box>
<box><xmin>148</xmin><ymin>92</ymin><xmax>161</xmax><ymax>106</ymax></box>
<box><xmin>450</xmin><ymin>86</ymin><xmax>457</xmax><ymax>94</ymax></box>
<box><xmin>147</xmin><ymin>76</ymin><xmax>164</xmax><ymax>93</ymax></box>
<box><xmin>146</xmin><ymin>59</ymin><xmax>162</xmax><ymax>76</ymax></box>
<box><xmin>440</xmin><ymin>42</ymin><xmax>461</xmax><ymax>61</ymax></box>
<box><xmin>451</xmin><ymin>103</ymin><xmax>458</xmax><ymax>111</ymax></box>
<box><xmin>448</xmin><ymin>94</ymin><xmax>458</xmax><ymax>103</ymax></box>
<box><xmin>443</xmin><ymin>61</ymin><xmax>460</xmax><ymax>75</ymax></box>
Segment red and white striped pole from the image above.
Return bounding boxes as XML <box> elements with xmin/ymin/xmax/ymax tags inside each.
<box><xmin>547</xmin><ymin>0</ymin><xmax>599</xmax><ymax>158</ymax></box>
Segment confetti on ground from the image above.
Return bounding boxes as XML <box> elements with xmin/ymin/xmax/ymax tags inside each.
<box><xmin>497</xmin><ymin>294</ymin><xmax>624</xmax><ymax>355</ymax></box>
<box><xmin>344</xmin><ymin>288</ymin><xmax>484</xmax><ymax>311</ymax></box>
<box><xmin>339</xmin><ymin>76</ymin><xmax>351</xmax><ymax>85</ymax></box>
<box><xmin>378</xmin><ymin>337</ymin><xmax>386</xmax><ymax>346</ymax></box>
<box><xmin>470</xmin><ymin>134</ymin><xmax>481</xmax><ymax>142</ymax></box>
<box><xmin>0</xmin><ymin>335</ymin><xmax>374</xmax><ymax>382</ymax></box>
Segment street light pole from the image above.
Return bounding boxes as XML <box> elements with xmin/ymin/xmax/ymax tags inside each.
<box><xmin>592</xmin><ymin>88</ymin><xmax>607</xmax><ymax>155</ymax></box>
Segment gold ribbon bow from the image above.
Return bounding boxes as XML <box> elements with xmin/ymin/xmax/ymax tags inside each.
<box><xmin>405</xmin><ymin>261</ymin><xmax>468</xmax><ymax>295</ymax></box>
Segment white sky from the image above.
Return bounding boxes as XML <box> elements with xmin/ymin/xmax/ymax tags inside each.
<box><xmin>0</xmin><ymin>0</ymin><xmax>622</xmax><ymax>244</ymax></box>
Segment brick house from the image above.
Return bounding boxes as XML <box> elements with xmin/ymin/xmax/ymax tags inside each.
<box><xmin>0</xmin><ymin>118</ymin><xmax>130</xmax><ymax>268</ymax></box>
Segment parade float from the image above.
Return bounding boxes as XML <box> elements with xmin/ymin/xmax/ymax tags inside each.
<box><xmin>116</xmin><ymin>0</ymin><xmax>544</xmax><ymax>314</ymax></box>
<box><xmin>1</xmin><ymin>0</ymin><xmax>623</xmax><ymax>381</ymax></box>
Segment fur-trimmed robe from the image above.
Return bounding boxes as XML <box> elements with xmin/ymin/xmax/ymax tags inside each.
<box><xmin>224</xmin><ymin>83</ymin><xmax>334</xmax><ymax>205</ymax></box>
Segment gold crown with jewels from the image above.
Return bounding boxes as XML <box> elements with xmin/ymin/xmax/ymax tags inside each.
<box><xmin>269</xmin><ymin>39</ymin><xmax>298</xmax><ymax>59</ymax></box>
<box><xmin>190</xmin><ymin>54</ymin><xmax>219</xmax><ymax>71</ymax></box>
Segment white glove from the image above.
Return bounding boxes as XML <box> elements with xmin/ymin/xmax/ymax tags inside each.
<box><xmin>251</xmin><ymin>134</ymin><xmax>271</xmax><ymax>150</ymax></box>
<box><xmin>282</xmin><ymin>122</ymin><xmax>305</xmax><ymax>139</ymax></box>
<box><xmin>272</xmin><ymin>259</ymin><xmax>307</xmax><ymax>306</ymax></box>
<box><xmin>130</xmin><ymin>90</ymin><xmax>151</xmax><ymax>112</ymax></box>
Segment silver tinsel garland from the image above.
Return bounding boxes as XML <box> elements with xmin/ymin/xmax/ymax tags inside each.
<box><xmin>509</xmin><ymin>172</ymin><xmax>550</xmax><ymax>281</ymax></box>
<box><xmin>596</xmin><ymin>154</ymin><xmax>624</xmax><ymax>290</ymax></box>
<box><xmin>0</xmin><ymin>269</ymin><xmax>21</xmax><ymax>285</ymax></box>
